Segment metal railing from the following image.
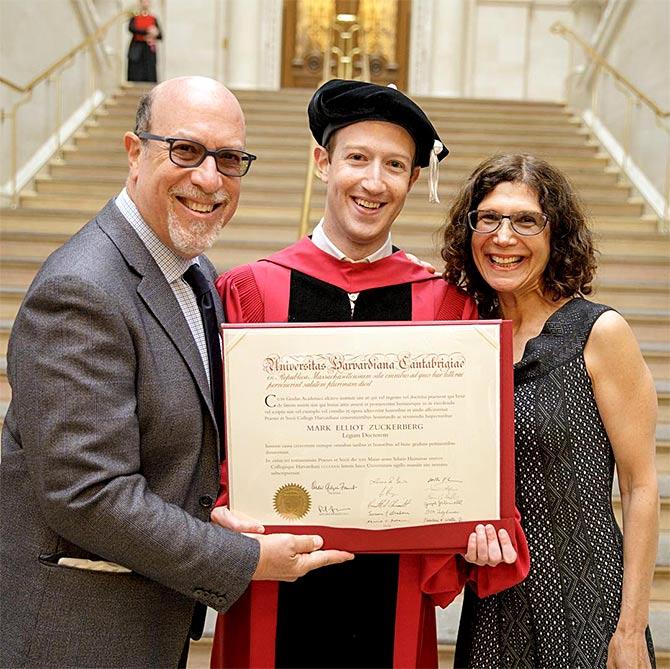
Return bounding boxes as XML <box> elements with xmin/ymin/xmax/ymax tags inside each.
<box><xmin>0</xmin><ymin>8</ymin><xmax>131</xmax><ymax>206</ymax></box>
<box><xmin>298</xmin><ymin>13</ymin><xmax>371</xmax><ymax>239</ymax></box>
<box><xmin>551</xmin><ymin>22</ymin><xmax>670</xmax><ymax>228</ymax></box>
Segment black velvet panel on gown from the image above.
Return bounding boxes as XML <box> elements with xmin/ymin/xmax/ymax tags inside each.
<box><xmin>276</xmin><ymin>270</ymin><xmax>411</xmax><ymax>668</ymax></box>
<box><xmin>288</xmin><ymin>270</ymin><xmax>412</xmax><ymax>323</ymax></box>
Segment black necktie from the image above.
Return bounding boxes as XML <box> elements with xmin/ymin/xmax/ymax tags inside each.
<box><xmin>183</xmin><ymin>264</ymin><xmax>225</xmax><ymax>461</ymax></box>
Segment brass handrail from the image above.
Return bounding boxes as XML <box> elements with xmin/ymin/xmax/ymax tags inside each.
<box><xmin>0</xmin><ymin>10</ymin><xmax>131</xmax><ymax>95</ymax></box>
<box><xmin>551</xmin><ymin>23</ymin><xmax>669</xmax><ymax>121</ymax></box>
<box><xmin>551</xmin><ymin>21</ymin><xmax>670</xmax><ymax>226</ymax></box>
<box><xmin>298</xmin><ymin>14</ymin><xmax>371</xmax><ymax>239</ymax></box>
<box><xmin>1</xmin><ymin>9</ymin><xmax>131</xmax><ymax>206</ymax></box>
<box><xmin>551</xmin><ymin>23</ymin><xmax>669</xmax><ymax>122</ymax></box>
<box><xmin>0</xmin><ymin>77</ymin><xmax>24</xmax><ymax>93</ymax></box>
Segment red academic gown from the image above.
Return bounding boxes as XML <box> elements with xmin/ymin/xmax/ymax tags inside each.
<box><xmin>211</xmin><ymin>238</ymin><xmax>530</xmax><ymax>668</ymax></box>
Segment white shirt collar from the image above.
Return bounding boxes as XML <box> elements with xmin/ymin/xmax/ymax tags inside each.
<box><xmin>310</xmin><ymin>219</ymin><xmax>393</xmax><ymax>263</ymax></box>
<box><xmin>115</xmin><ymin>188</ymin><xmax>197</xmax><ymax>282</ymax></box>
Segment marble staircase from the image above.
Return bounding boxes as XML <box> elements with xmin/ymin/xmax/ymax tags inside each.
<box><xmin>1</xmin><ymin>84</ymin><xmax>668</xmax><ymax>662</ymax></box>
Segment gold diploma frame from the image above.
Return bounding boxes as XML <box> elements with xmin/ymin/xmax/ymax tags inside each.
<box><xmin>222</xmin><ymin>320</ymin><xmax>516</xmax><ymax>553</ymax></box>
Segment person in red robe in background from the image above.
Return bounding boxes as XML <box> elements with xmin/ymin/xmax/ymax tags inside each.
<box><xmin>127</xmin><ymin>0</ymin><xmax>162</xmax><ymax>83</ymax></box>
<box><xmin>211</xmin><ymin>79</ymin><xmax>530</xmax><ymax>668</ymax></box>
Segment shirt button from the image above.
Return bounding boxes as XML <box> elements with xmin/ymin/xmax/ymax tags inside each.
<box><xmin>199</xmin><ymin>495</ymin><xmax>214</xmax><ymax>509</ymax></box>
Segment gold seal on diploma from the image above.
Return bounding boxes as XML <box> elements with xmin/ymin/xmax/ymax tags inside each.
<box><xmin>274</xmin><ymin>484</ymin><xmax>311</xmax><ymax>520</ymax></box>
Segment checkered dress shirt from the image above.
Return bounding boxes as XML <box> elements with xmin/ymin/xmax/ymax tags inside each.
<box><xmin>115</xmin><ymin>189</ymin><xmax>211</xmax><ymax>384</ymax></box>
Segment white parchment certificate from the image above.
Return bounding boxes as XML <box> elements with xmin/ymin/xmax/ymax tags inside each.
<box><xmin>223</xmin><ymin>322</ymin><xmax>501</xmax><ymax>530</ymax></box>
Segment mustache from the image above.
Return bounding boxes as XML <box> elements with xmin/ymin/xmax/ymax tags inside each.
<box><xmin>169</xmin><ymin>185</ymin><xmax>230</xmax><ymax>205</ymax></box>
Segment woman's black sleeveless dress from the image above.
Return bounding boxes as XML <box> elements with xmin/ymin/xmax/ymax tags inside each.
<box><xmin>454</xmin><ymin>299</ymin><xmax>655</xmax><ymax>668</ymax></box>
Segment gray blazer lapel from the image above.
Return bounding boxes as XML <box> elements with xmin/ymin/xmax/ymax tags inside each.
<box><xmin>94</xmin><ymin>200</ymin><xmax>215</xmax><ymax>420</ymax></box>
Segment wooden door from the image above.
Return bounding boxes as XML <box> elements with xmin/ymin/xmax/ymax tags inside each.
<box><xmin>281</xmin><ymin>0</ymin><xmax>410</xmax><ymax>90</ymax></box>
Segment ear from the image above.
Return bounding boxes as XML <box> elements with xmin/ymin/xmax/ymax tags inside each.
<box><xmin>314</xmin><ymin>145</ymin><xmax>330</xmax><ymax>182</ymax></box>
<box><xmin>407</xmin><ymin>166</ymin><xmax>421</xmax><ymax>191</ymax></box>
<box><xmin>124</xmin><ymin>131</ymin><xmax>142</xmax><ymax>182</ymax></box>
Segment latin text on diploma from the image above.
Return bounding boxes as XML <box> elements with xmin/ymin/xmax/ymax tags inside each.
<box><xmin>224</xmin><ymin>324</ymin><xmax>501</xmax><ymax>530</ymax></box>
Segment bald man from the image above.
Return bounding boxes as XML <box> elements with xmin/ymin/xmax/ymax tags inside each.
<box><xmin>0</xmin><ymin>77</ymin><xmax>351</xmax><ymax>669</ymax></box>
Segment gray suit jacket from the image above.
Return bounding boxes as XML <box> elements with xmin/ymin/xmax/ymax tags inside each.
<box><xmin>0</xmin><ymin>200</ymin><xmax>259</xmax><ymax>668</ymax></box>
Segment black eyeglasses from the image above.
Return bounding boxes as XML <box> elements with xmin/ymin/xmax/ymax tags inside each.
<box><xmin>467</xmin><ymin>210</ymin><xmax>548</xmax><ymax>236</ymax></box>
<box><xmin>137</xmin><ymin>132</ymin><xmax>257</xmax><ymax>177</ymax></box>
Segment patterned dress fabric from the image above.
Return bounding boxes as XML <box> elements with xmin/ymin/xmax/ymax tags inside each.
<box><xmin>455</xmin><ymin>298</ymin><xmax>655</xmax><ymax>668</ymax></box>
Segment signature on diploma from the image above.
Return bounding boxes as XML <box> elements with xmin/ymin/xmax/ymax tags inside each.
<box><xmin>318</xmin><ymin>504</ymin><xmax>352</xmax><ymax>516</ymax></box>
<box><xmin>426</xmin><ymin>475</ymin><xmax>462</xmax><ymax>491</ymax></box>
<box><xmin>311</xmin><ymin>480</ymin><xmax>358</xmax><ymax>495</ymax></box>
<box><xmin>425</xmin><ymin>493</ymin><xmax>463</xmax><ymax>507</ymax></box>
<box><xmin>369</xmin><ymin>475</ymin><xmax>408</xmax><ymax>486</ymax></box>
<box><xmin>368</xmin><ymin>482</ymin><xmax>413</xmax><ymax>510</ymax></box>
<box><xmin>368</xmin><ymin>497</ymin><xmax>412</xmax><ymax>509</ymax></box>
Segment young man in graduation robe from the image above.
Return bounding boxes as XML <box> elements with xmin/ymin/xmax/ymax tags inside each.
<box><xmin>211</xmin><ymin>79</ymin><xmax>530</xmax><ymax>668</ymax></box>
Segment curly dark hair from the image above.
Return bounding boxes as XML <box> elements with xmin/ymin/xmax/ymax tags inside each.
<box><xmin>440</xmin><ymin>153</ymin><xmax>597</xmax><ymax>317</ymax></box>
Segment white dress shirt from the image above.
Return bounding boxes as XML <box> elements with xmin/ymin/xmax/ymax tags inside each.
<box><xmin>310</xmin><ymin>219</ymin><xmax>393</xmax><ymax>314</ymax></box>
<box><xmin>115</xmin><ymin>188</ymin><xmax>211</xmax><ymax>383</ymax></box>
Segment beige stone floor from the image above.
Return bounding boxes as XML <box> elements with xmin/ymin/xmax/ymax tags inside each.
<box><xmin>186</xmin><ymin>640</ymin><xmax>669</xmax><ymax>669</ymax></box>
<box><xmin>186</xmin><ymin>639</ymin><xmax>455</xmax><ymax>668</ymax></box>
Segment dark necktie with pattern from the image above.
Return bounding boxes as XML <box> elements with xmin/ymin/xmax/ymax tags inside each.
<box><xmin>183</xmin><ymin>264</ymin><xmax>225</xmax><ymax>461</ymax></box>
<box><xmin>182</xmin><ymin>264</ymin><xmax>224</xmax><ymax>645</ymax></box>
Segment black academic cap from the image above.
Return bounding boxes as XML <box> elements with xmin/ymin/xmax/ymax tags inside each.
<box><xmin>308</xmin><ymin>79</ymin><xmax>449</xmax><ymax>168</ymax></box>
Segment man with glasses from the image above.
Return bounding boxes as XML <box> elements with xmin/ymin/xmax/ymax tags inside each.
<box><xmin>211</xmin><ymin>79</ymin><xmax>530</xmax><ymax>668</ymax></box>
<box><xmin>0</xmin><ymin>76</ymin><xmax>352</xmax><ymax>669</ymax></box>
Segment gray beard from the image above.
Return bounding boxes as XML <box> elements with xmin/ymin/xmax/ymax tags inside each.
<box><xmin>166</xmin><ymin>202</ymin><xmax>227</xmax><ymax>258</ymax></box>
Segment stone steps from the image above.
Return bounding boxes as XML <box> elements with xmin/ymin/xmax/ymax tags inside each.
<box><xmin>111</xmin><ymin>93</ymin><xmax>570</xmax><ymax>116</ymax></box>
<box><xmin>2</xmin><ymin>201</ymin><xmax>660</xmax><ymax>235</ymax></box>
<box><xmin>657</xmin><ymin>382</ymin><xmax>670</xmax><ymax>428</ymax></box>
<box><xmin>2</xmin><ymin>259</ymin><xmax>667</xmax><ymax>355</ymax></box>
<box><xmin>639</xmin><ymin>344</ymin><xmax>670</xmax><ymax>381</ymax></box>
<box><xmin>96</xmin><ymin>104</ymin><xmax>584</xmax><ymax>126</ymax></box>
<box><xmin>35</xmin><ymin>168</ymin><xmax>630</xmax><ymax>194</ymax></box>
<box><xmin>77</xmin><ymin>126</ymin><xmax>595</xmax><ymax>148</ymax></box>
<box><xmin>5</xmin><ymin>212</ymin><xmax>664</xmax><ymax>253</ymax></box>
<box><xmin>65</xmin><ymin>135</ymin><xmax>604</xmax><ymax>158</ymax></box>
<box><xmin>52</xmin><ymin>140</ymin><xmax>620</xmax><ymax>174</ymax></box>
<box><xmin>182</xmin><ymin>636</ymin><xmax>670</xmax><ymax>669</ymax></box>
<box><xmin>2</xmin><ymin>85</ymin><xmax>668</xmax><ymax>646</ymax></box>
<box><xmin>90</xmin><ymin>115</ymin><xmax>588</xmax><ymax>136</ymax></box>
<box><xmin>657</xmin><ymin>438</ymin><xmax>670</xmax><ymax>475</ymax></box>
<box><xmin>593</xmin><ymin>280</ymin><xmax>670</xmax><ymax>310</ymax></box>
<box><xmin>3</xmin><ymin>229</ymin><xmax>667</xmax><ymax>290</ymax></box>
<box><xmin>13</xmin><ymin>190</ymin><xmax>647</xmax><ymax>219</ymax></box>
<box><xmin>32</xmin><ymin>159</ymin><xmax>626</xmax><ymax>186</ymax></box>
<box><xmin>28</xmin><ymin>173</ymin><xmax>638</xmax><ymax>206</ymax></box>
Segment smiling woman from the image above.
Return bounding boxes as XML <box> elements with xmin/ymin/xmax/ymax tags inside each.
<box><xmin>441</xmin><ymin>154</ymin><xmax>658</xmax><ymax>669</ymax></box>
<box><xmin>441</xmin><ymin>153</ymin><xmax>596</xmax><ymax>320</ymax></box>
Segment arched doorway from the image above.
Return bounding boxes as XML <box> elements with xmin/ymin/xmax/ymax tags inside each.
<box><xmin>281</xmin><ymin>0</ymin><xmax>411</xmax><ymax>89</ymax></box>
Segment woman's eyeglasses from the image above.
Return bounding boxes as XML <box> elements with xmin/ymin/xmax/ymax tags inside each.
<box><xmin>467</xmin><ymin>210</ymin><xmax>548</xmax><ymax>236</ymax></box>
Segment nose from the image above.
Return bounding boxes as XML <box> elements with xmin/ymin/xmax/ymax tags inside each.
<box><xmin>492</xmin><ymin>218</ymin><xmax>517</xmax><ymax>246</ymax></box>
<box><xmin>361</xmin><ymin>162</ymin><xmax>385</xmax><ymax>195</ymax></box>
<box><xmin>190</xmin><ymin>155</ymin><xmax>222</xmax><ymax>193</ymax></box>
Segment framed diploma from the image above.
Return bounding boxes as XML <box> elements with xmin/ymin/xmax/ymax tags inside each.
<box><xmin>222</xmin><ymin>320</ymin><xmax>515</xmax><ymax>553</ymax></box>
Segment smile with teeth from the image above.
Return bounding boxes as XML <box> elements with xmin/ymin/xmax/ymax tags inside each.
<box><xmin>177</xmin><ymin>196</ymin><xmax>220</xmax><ymax>213</ymax></box>
<box><xmin>354</xmin><ymin>197</ymin><xmax>383</xmax><ymax>210</ymax></box>
<box><xmin>489</xmin><ymin>254</ymin><xmax>523</xmax><ymax>266</ymax></box>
